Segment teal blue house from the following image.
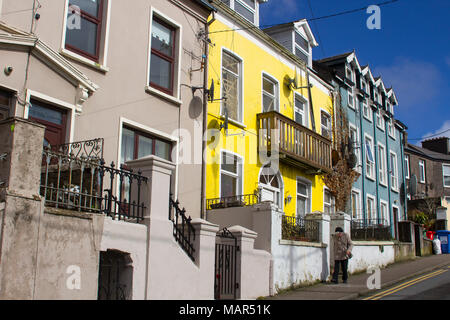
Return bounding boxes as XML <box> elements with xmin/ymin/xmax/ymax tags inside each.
<box><xmin>314</xmin><ymin>51</ymin><xmax>408</xmax><ymax>238</ymax></box>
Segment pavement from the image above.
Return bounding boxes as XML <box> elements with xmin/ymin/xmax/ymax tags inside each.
<box><xmin>265</xmin><ymin>254</ymin><xmax>450</xmax><ymax>300</ymax></box>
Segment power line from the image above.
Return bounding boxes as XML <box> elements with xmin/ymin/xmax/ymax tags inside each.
<box><xmin>408</xmin><ymin>129</ymin><xmax>450</xmax><ymax>141</ymax></box>
<box><xmin>209</xmin><ymin>0</ymin><xmax>400</xmax><ymax>35</ymax></box>
<box><xmin>306</xmin><ymin>0</ymin><xmax>326</xmax><ymax>59</ymax></box>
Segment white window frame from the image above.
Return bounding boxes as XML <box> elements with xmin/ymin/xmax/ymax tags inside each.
<box><xmin>323</xmin><ymin>187</ymin><xmax>335</xmax><ymax>214</ymax></box>
<box><xmin>60</xmin><ymin>0</ymin><xmax>111</xmax><ymax>72</ymax></box>
<box><xmin>366</xmin><ymin>194</ymin><xmax>377</xmax><ymax>224</ymax></box>
<box><xmin>320</xmin><ymin>109</ymin><xmax>332</xmax><ymax>140</ymax></box>
<box><xmin>380</xmin><ymin>200</ymin><xmax>389</xmax><ymax>225</ymax></box>
<box><xmin>261</xmin><ymin>72</ymin><xmax>279</xmax><ymax>113</ymax></box>
<box><xmin>419</xmin><ymin>160</ymin><xmax>426</xmax><ymax>184</ymax></box>
<box><xmin>405</xmin><ymin>155</ymin><xmax>410</xmax><ymax>179</ymax></box>
<box><xmin>226</xmin><ymin>0</ymin><xmax>258</xmax><ymax>25</ymax></box>
<box><xmin>348</xmin><ymin>87</ymin><xmax>354</xmax><ymax>109</ymax></box>
<box><xmin>390</xmin><ymin>151</ymin><xmax>399</xmax><ymax>192</ymax></box>
<box><xmin>219</xmin><ymin>150</ymin><xmax>243</xmax><ymax>199</ymax></box>
<box><xmin>349</xmin><ymin>123</ymin><xmax>361</xmax><ymax>172</ymax></box>
<box><xmin>365</xmin><ymin>134</ymin><xmax>375</xmax><ymax>181</ymax></box>
<box><xmin>146</xmin><ymin>8</ymin><xmax>183</xmax><ymax>104</ymax></box>
<box><xmin>293</xmin><ymin>30</ymin><xmax>311</xmax><ymax>66</ymax></box>
<box><xmin>363</xmin><ymin>100</ymin><xmax>372</xmax><ymax>122</ymax></box>
<box><xmin>296</xmin><ymin>177</ymin><xmax>312</xmax><ymax>218</ymax></box>
<box><xmin>351</xmin><ymin>188</ymin><xmax>362</xmax><ymax>220</ymax></box>
<box><xmin>376</xmin><ymin>109</ymin><xmax>385</xmax><ymax>131</ymax></box>
<box><xmin>345</xmin><ymin>65</ymin><xmax>354</xmax><ymax>82</ymax></box>
<box><xmin>220</xmin><ymin>48</ymin><xmax>244</xmax><ymax>125</ymax></box>
<box><xmin>378</xmin><ymin>143</ymin><xmax>387</xmax><ymax>186</ymax></box>
<box><xmin>443</xmin><ymin>164</ymin><xmax>450</xmax><ymax>188</ymax></box>
<box><xmin>388</xmin><ymin>119</ymin><xmax>396</xmax><ymax>139</ymax></box>
<box><xmin>360</xmin><ymin>77</ymin><xmax>367</xmax><ymax>93</ymax></box>
<box><xmin>294</xmin><ymin>92</ymin><xmax>308</xmax><ymax>128</ymax></box>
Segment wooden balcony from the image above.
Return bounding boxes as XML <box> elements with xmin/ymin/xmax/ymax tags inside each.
<box><xmin>257</xmin><ymin>111</ymin><xmax>332</xmax><ymax>174</ymax></box>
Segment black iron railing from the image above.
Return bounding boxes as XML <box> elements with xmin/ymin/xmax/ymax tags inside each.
<box><xmin>169</xmin><ymin>195</ymin><xmax>196</xmax><ymax>261</ymax></box>
<box><xmin>51</xmin><ymin>138</ymin><xmax>104</xmax><ymax>161</ymax></box>
<box><xmin>281</xmin><ymin>215</ymin><xmax>320</xmax><ymax>243</ymax></box>
<box><xmin>351</xmin><ymin>219</ymin><xmax>392</xmax><ymax>241</ymax></box>
<box><xmin>206</xmin><ymin>194</ymin><xmax>260</xmax><ymax>210</ymax></box>
<box><xmin>40</xmin><ymin>146</ymin><xmax>148</xmax><ymax>223</ymax></box>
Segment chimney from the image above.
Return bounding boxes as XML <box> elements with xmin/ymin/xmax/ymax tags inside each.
<box><xmin>421</xmin><ymin>137</ymin><xmax>450</xmax><ymax>155</ymax></box>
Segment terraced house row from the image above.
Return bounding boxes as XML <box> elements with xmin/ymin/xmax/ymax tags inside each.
<box><xmin>0</xmin><ymin>0</ymin><xmax>428</xmax><ymax>300</ymax></box>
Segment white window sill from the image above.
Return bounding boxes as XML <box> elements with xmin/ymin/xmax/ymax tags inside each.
<box><xmin>366</xmin><ymin>174</ymin><xmax>376</xmax><ymax>182</ymax></box>
<box><xmin>60</xmin><ymin>48</ymin><xmax>109</xmax><ymax>73</ymax></box>
<box><xmin>377</xmin><ymin>125</ymin><xmax>385</xmax><ymax>132</ymax></box>
<box><xmin>379</xmin><ymin>181</ymin><xmax>388</xmax><ymax>188</ymax></box>
<box><xmin>391</xmin><ymin>187</ymin><xmax>399</xmax><ymax>193</ymax></box>
<box><xmin>220</xmin><ymin>115</ymin><xmax>247</xmax><ymax>129</ymax></box>
<box><xmin>363</xmin><ymin>115</ymin><xmax>373</xmax><ymax>123</ymax></box>
<box><xmin>145</xmin><ymin>86</ymin><xmax>182</xmax><ymax>106</ymax></box>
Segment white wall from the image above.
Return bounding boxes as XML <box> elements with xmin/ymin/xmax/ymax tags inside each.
<box><xmin>348</xmin><ymin>241</ymin><xmax>395</xmax><ymax>274</ymax></box>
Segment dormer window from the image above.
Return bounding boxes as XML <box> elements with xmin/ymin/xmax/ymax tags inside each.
<box><xmin>360</xmin><ymin>78</ymin><xmax>367</xmax><ymax>93</ymax></box>
<box><xmin>221</xmin><ymin>0</ymin><xmax>257</xmax><ymax>25</ymax></box>
<box><xmin>373</xmin><ymin>91</ymin><xmax>379</xmax><ymax>104</ymax></box>
<box><xmin>294</xmin><ymin>31</ymin><xmax>310</xmax><ymax>65</ymax></box>
<box><xmin>345</xmin><ymin>65</ymin><xmax>354</xmax><ymax>82</ymax></box>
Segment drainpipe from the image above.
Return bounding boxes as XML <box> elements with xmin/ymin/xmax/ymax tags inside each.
<box><xmin>359</xmin><ymin>94</ymin><xmax>366</xmax><ymax>222</ymax></box>
<box><xmin>399</xmin><ymin>126</ymin><xmax>407</xmax><ymax>220</ymax></box>
<box><xmin>372</xmin><ymin>106</ymin><xmax>381</xmax><ymax>226</ymax></box>
<box><xmin>201</xmin><ymin>12</ymin><xmax>215</xmax><ymax>220</ymax></box>
<box><xmin>385</xmin><ymin>116</ymin><xmax>393</xmax><ymax>236</ymax></box>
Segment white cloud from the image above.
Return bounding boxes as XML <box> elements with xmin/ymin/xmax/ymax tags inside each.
<box><xmin>420</xmin><ymin>120</ymin><xmax>450</xmax><ymax>143</ymax></box>
<box><xmin>373</xmin><ymin>57</ymin><xmax>442</xmax><ymax>107</ymax></box>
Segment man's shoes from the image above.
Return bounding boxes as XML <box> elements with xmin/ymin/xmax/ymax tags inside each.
<box><xmin>330</xmin><ymin>279</ymin><xmax>338</xmax><ymax>284</ymax></box>
<box><xmin>343</xmin><ymin>280</ymin><xmax>347</xmax><ymax>284</ymax></box>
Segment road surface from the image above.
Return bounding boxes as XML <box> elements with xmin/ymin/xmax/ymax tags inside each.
<box><xmin>361</xmin><ymin>264</ymin><xmax>450</xmax><ymax>300</ymax></box>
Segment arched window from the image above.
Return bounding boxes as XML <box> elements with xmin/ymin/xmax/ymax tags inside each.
<box><xmin>259</xmin><ymin>165</ymin><xmax>282</xmax><ymax>209</ymax></box>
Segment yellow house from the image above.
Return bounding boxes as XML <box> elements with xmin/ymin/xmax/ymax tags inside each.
<box><xmin>204</xmin><ymin>0</ymin><xmax>335</xmax><ymax>218</ymax></box>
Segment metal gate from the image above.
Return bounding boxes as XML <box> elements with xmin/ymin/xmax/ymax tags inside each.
<box><xmin>214</xmin><ymin>228</ymin><xmax>239</xmax><ymax>300</ymax></box>
<box><xmin>98</xmin><ymin>250</ymin><xmax>131</xmax><ymax>300</ymax></box>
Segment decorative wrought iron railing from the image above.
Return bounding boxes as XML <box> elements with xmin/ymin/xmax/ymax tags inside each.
<box><xmin>350</xmin><ymin>219</ymin><xmax>392</xmax><ymax>241</ymax></box>
<box><xmin>206</xmin><ymin>194</ymin><xmax>260</xmax><ymax>210</ymax></box>
<box><xmin>169</xmin><ymin>195</ymin><xmax>196</xmax><ymax>261</ymax></box>
<box><xmin>281</xmin><ymin>215</ymin><xmax>320</xmax><ymax>243</ymax></box>
<box><xmin>40</xmin><ymin>146</ymin><xmax>148</xmax><ymax>223</ymax></box>
<box><xmin>50</xmin><ymin>138</ymin><xmax>104</xmax><ymax>161</ymax></box>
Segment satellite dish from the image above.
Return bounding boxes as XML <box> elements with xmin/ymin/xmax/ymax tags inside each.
<box><xmin>409</xmin><ymin>174</ymin><xmax>417</xmax><ymax>196</ymax></box>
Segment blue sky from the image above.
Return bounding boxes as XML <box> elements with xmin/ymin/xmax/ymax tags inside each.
<box><xmin>260</xmin><ymin>0</ymin><xmax>450</xmax><ymax>146</ymax></box>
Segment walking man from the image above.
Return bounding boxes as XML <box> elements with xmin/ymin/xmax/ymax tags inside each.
<box><xmin>331</xmin><ymin>227</ymin><xmax>353</xmax><ymax>284</ymax></box>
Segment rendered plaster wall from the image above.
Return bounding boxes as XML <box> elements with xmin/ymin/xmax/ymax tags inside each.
<box><xmin>348</xmin><ymin>242</ymin><xmax>395</xmax><ymax>274</ymax></box>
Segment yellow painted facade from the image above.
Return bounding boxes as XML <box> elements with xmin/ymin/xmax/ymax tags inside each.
<box><xmin>205</xmin><ymin>13</ymin><xmax>334</xmax><ymax>216</ymax></box>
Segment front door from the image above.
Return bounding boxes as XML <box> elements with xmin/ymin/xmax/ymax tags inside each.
<box><xmin>28</xmin><ymin>99</ymin><xmax>68</xmax><ymax>147</ymax></box>
<box><xmin>393</xmin><ymin>207</ymin><xmax>399</xmax><ymax>240</ymax></box>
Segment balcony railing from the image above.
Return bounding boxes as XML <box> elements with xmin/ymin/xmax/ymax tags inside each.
<box><xmin>282</xmin><ymin>215</ymin><xmax>320</xmax><ymax>243</ymax></box>
<box><xmin>40</xmin><ymin>145</ymin><xmax>148</xmax><ymax>223</ymax></box>
<box><xmin>351</xmin><ymin>219</ymin><xmax>392</xmax><ymax>241</ymax></box>
<box><xmin>257</xmin><ymin>111</ymin><xmax>332</xmax><ymax>173</ymax></box>
<box><xmin>206</xmin><ymin>194</ymin><xmax>260</xmax><ymax>210</ymax></box>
